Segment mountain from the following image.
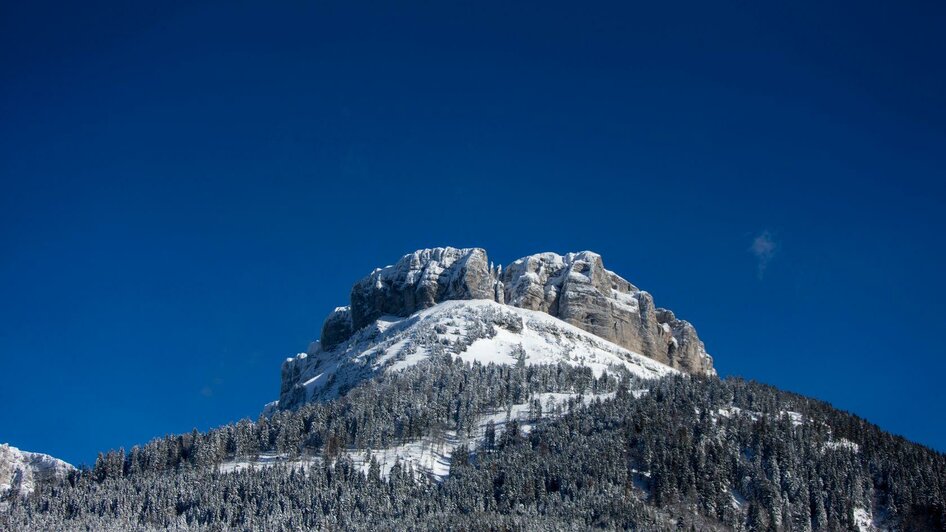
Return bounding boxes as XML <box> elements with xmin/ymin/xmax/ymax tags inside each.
<box><xmin>275</xmin><ymin>247</ymin><xmax>712</xmax><ymax>411</ymax></box>
<box><xmin>0</xmin><ymin>444</ymin><xmax>73</xmax><ymax>510</ymax></box>
<box><xmin>331</xmin><ymin>248</ymin><xmax>712</xmax><ymax>374</ymax></box>
<box><xmin>3</xmin><ymin>248</ymin><xmax>944</xmax><ymax>531</ymax></box>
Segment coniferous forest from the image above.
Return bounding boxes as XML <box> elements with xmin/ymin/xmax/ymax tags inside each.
<box><xmin>3</xmin><ymin>355</ymin><xmax>944</xmax><ymax>531</ymax></box>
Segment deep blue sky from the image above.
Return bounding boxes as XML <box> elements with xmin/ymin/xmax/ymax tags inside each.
<box><xmin>2</xmin><ymin>1</ymin><xmax>945</xmax><ymax>465</ymax></box>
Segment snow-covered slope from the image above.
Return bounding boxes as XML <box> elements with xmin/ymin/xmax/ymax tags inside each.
<box><xmin>0</xmin><ymin>444</ymin><xmax>73</xmax><ymax>508</ymax></box>
<box><xmin>276</xmin><ymin>299</ymin><xmax>676</xmax><ymax>411</ymax></box>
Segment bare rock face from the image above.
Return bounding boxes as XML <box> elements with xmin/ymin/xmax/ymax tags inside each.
<box><xmin>655</xmin><ymin>309</ymin><xmax>714</xmax><ymax>374</ymax></box>
<box><xmin>502</xmin><ymin>251</ymin><xmax>713</xmax><ymax>374</ymax></box>
<box><xmin>344</xmin><ymin>247</ymin><xmax>501</xmax><ymax>337</ymax></box>
<box><xmin>320</xmin><ymin>306</ymin><xmax>353</xmax><ymax>351</ymax></box>
<box><xmin>314</xmin><ymin>247</ymin><xmax>713</xmax><ymax>375</ymax></box>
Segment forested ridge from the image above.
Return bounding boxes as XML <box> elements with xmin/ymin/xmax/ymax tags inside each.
<box><xmin>3</xmin><ymin>356</ymin><xmax>944</xmax><ymax>530</ymax></box>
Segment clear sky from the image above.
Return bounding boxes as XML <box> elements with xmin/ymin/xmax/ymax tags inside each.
<box><xmin>2</xmin><ymin>1</ymin><xmax>945</xmax><ymax>465</ymax></box>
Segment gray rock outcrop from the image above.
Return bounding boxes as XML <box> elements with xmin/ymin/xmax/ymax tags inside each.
<box><xmin>348</xmin><ymin>247</ymin><xmax>501</xmax><ymax>331</ymax></box>
<box><xmin>502</xmin><ymin>251</ymin><xmax>713</xmax><ymax>374</ymax></box>
<box><xmin>320</xmin><ymin>306</ymin><xmax>353</xmax><ymax>351</ymax></box>
<box><xmin>654</xmin><ymin>309</ymin><xmax>711</xmax><ymax>374</ymax></box>
<box><xmin>315</xmin><ymin>247</ymin><xmax>713</xmax><ymax>375</ymax></box>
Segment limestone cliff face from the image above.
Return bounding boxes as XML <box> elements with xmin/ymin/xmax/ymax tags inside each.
<box><xmin>319</xmin><ymin>306</ymin><xmax>354</xmax><ymax>351</ymax></box>
<box><xmin>315</xmin><ymin>247</ymin><xmax>713</xmax><ymax>375</ymax></box>
<box><xmin>503</xmin><ymin>251</ymin><xmax>713</xmax><ymax>374</ymax></box>
<box><xmin>348</xmin><ymin>247</ymin><xmax>500</xmax><ymax>329</ymax></box>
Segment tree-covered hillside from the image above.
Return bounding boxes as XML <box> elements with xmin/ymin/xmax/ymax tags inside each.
<box><xmin>3</xmin><ymin>357</ymin><xmax>944</xmax><ymax>530</ymax></box>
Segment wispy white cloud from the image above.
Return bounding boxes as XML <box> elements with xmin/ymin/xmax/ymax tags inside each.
<box><xmin>749</xmin><ymin>231</ymin><xmax>777</xmax><ymax>278</ymax></box>
<box><xmin>200</xmin><ymin>377</ymin><xmax>223</xmax><ymax>398</ymax></box>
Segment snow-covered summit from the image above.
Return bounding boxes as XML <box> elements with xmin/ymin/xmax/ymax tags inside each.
<box><xmin>273</xmin><ymin>247</ymin><xmax>714</xmax><ymax>411</ymax></box>
<box><xmin>316</xmin><ymin>247</ymin><xmax>712</xmax><ymax>373</ymax></box>
<box><xmin>0</xmin><ymin>444</ymin><xmax>74</xmax><ymax>506</ymax></box>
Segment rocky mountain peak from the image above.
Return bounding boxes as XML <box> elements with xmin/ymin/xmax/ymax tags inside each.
<box><xmin>0</xmin><ymin>444</ymin><xmax>74</xmax><ymax>506</ymax></box>
<box><xmin>317</xmin><ymin>247</ymin><xmax>713</xmax><ymax>375</ymax></box>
